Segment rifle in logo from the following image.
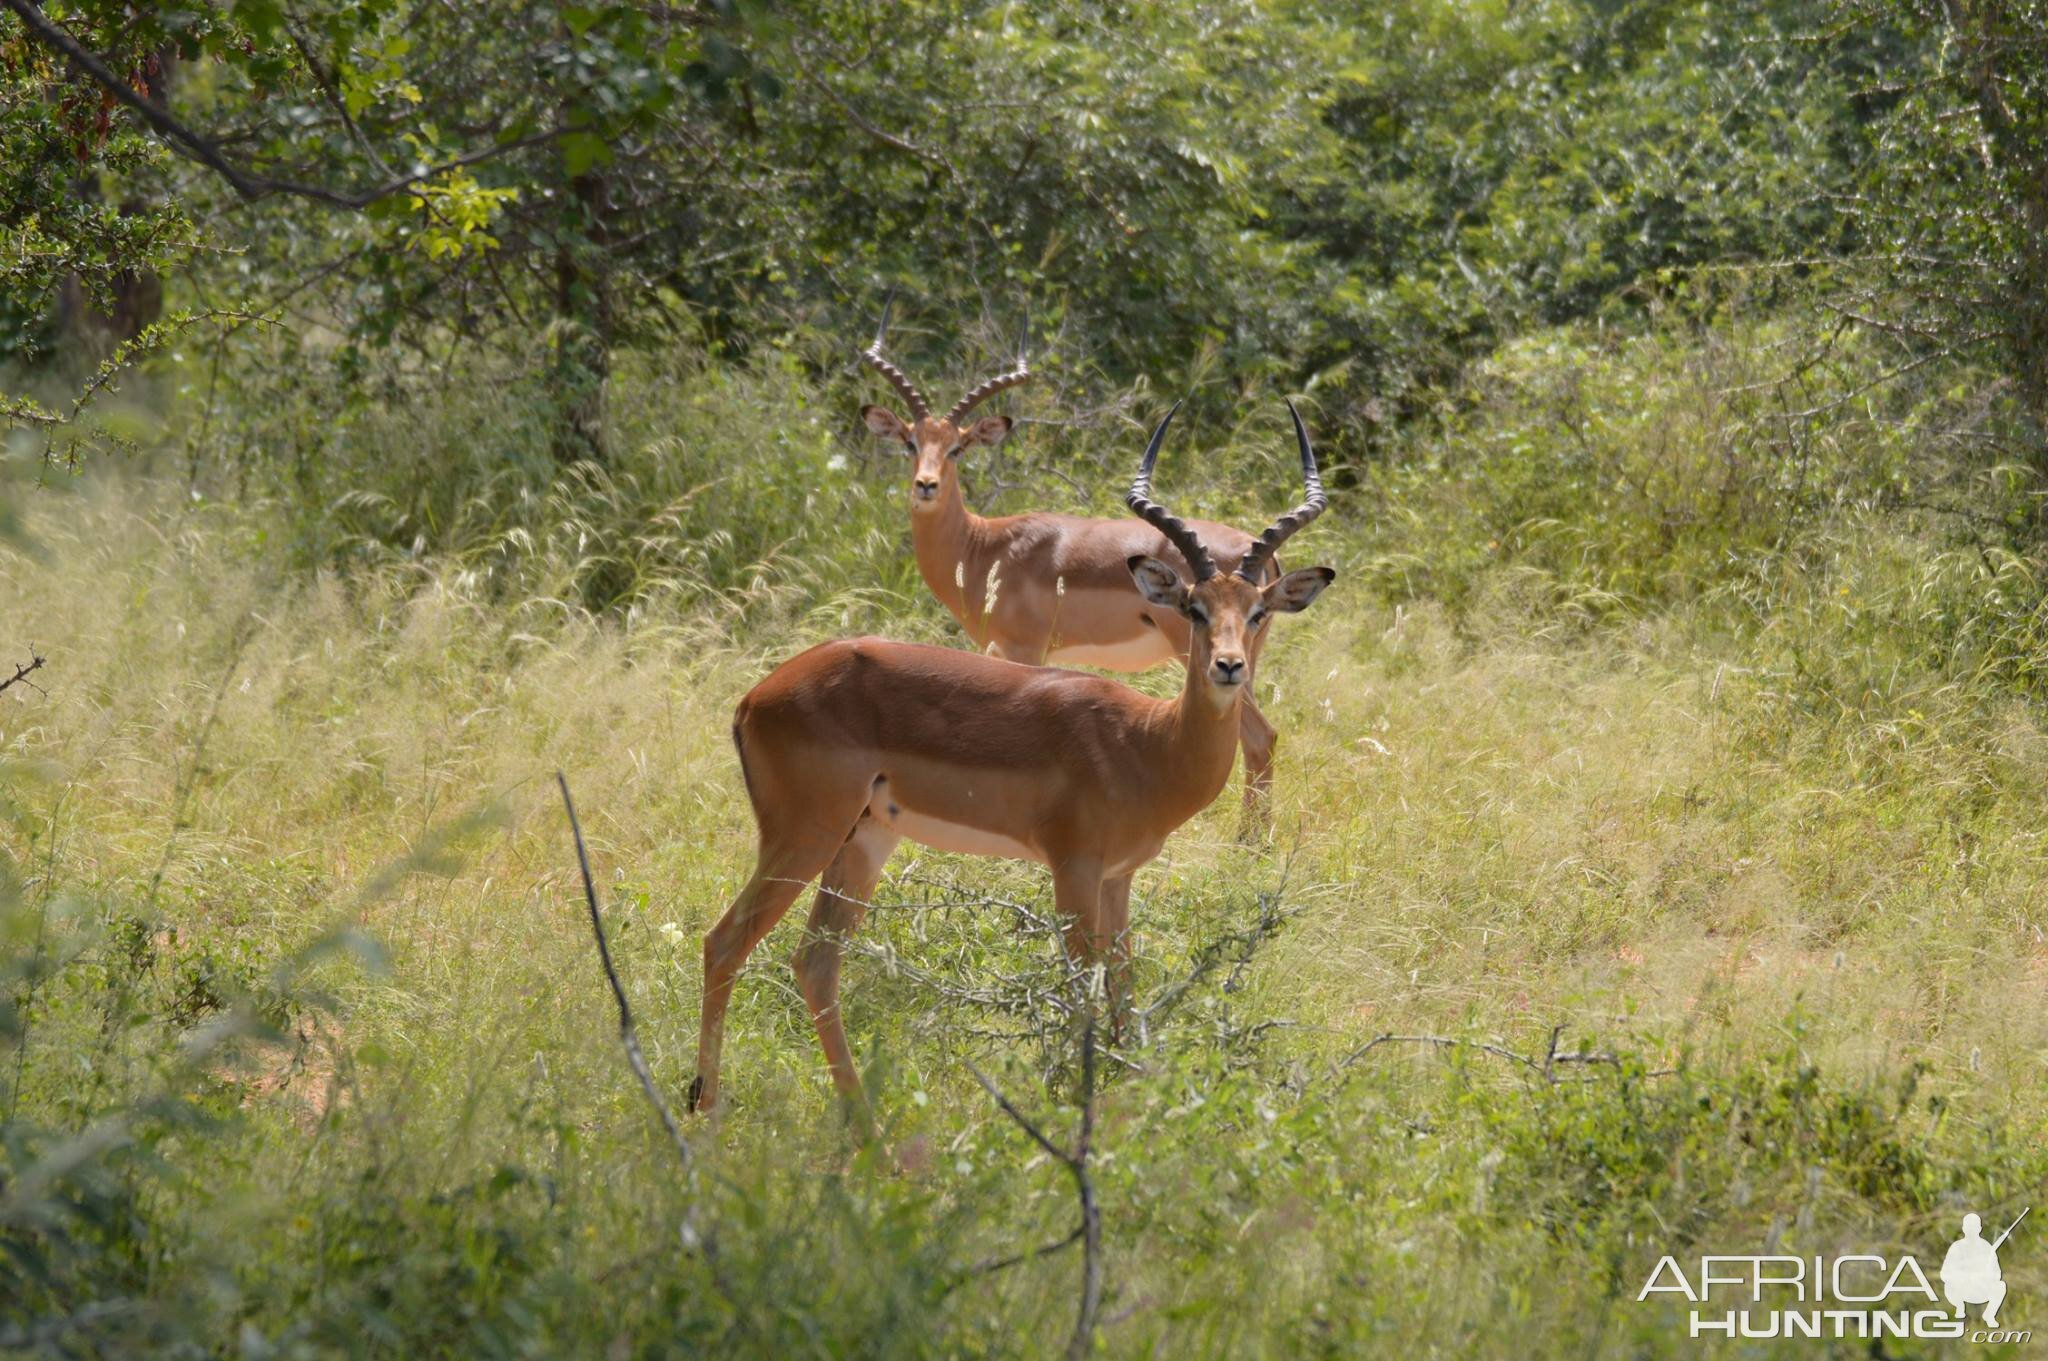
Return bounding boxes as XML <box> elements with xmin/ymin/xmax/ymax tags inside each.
<box><xmin>1942</xmin><ymin>1207</ymin><xmax>2027</xmax><ymax>1328</ymax></box>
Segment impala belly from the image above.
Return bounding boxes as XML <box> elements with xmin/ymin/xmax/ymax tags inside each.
<box><xmin>1043</xmin><ymin>592</ymin><xmax>1181</xmax><ymax>671</ymax></box>
<box><xmin>1046</xmin><ymin>632</ymin><xmax>1178</xmax><ymax>671</ymax></box>
<box><xmin>867</xmin><ymin>776</ymin><xmax>1042</xmax><ymax>863</ymax></box>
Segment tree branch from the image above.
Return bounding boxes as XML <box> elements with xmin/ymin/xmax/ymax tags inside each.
<box><xmin>1</xmin><ymin>0</ymin><xmax>575</xmax><ymax>210</ymax></box>
<box><xmin>788</xmin><ymin>36</ymin><xmax>948</xmax><ymax>167</ymax></box>
<box><xmin>557</xmin><ymin>774</ymin><xmax>695</xmax><ymax>1182</ymax></box>
<box><xmin>965</xmin><ymin>1016</ymin><xmax>1102</xmax><ymax>1361</ymax></box>
<box><xmin>0</xmin><ymin>649</ymin><xmax>47</xmax><ymax>698</ymax></box>
<box><xmin>1337</xmin><ymin>1026</ymin><xmax>1678</xmax><ymax>1083</ymax></box>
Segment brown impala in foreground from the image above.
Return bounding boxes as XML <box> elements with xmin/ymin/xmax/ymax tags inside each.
<box><xmin>857</xmin><ymin>304</ymin><xmax>1291</xmax><ymax>822</ymax></box>
<box><xmin>689</xmin><ymin>403</ymin><xmax>1334</xmax><ymax>1116</ymax></box>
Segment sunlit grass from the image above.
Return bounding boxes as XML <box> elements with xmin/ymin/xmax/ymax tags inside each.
<box><xmin>6</xmin><ymin>324</ymin><xmax>2048</xmax><ymax>1355</ymax></box>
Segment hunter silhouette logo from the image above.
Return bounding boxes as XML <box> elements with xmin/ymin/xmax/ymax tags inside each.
<box><xmin>1638</xmin><ymin>1206</ymin><xmax>2031</xmax><ymax>1342</ymax></box>
<box><xmin>1942</xmin><ymin>1209</ymin><xmax>2026</xmax><ymax>1328</ymax></box>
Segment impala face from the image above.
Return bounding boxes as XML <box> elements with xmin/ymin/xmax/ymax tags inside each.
<box><xmin>861</xmin><ymin>407</ymin><xmax>1012</xmax><ymax>510</ymax></box>
<box><xmin>1130</xmin><ymin>557</ymin><xmax>1335</xmax><ymax>705</ymax></box>
<box><xmin>857</xmin><ymin>296</ymin><xmax>1032</xmax><ymax>513</ymax></box>
<box><xmin>1122</xmin><ymin>397</ymin><xmax>1334</xmax><ymax>706</ymax></box>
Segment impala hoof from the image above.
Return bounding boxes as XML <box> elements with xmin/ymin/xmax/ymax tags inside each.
<box><xmin>686</xmin><ymin>1075</ymin><xmax>706</xmax><ymax>1113</ymax></box>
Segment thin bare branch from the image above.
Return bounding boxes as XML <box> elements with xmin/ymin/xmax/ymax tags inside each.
<box><xmin>789</xmin><ymin>37</ymin><xmax>949</xmax><ymax>168</ymax></box>
<box><xmin>1336</xmin><ymin>1027</ymin><xmax>1678</xmax><ymax>1084</ymax></box>
<box><xmin>965</xmin><ymin>1059</ymin><xmax>1075</xmax><ymax>1167</ymax></box>
<box><xmin>0</xmin><ymin>649</ymin><xmax>47</xmax><ymax>698</ymax></box>
<box><xmin>1068</xmin><ymin>1021</ymin><xmax>1102</xmax><ymax>1361</ymax></box>
<box><xmin>557</xmin><ymin>774</ymin><xmax>694</xmax><ymax>1177</ymax></box>
<box><xmin>953</xmin><ymin>1223</ymin><xmax>1086</xmax><ymax>1285</ymax></box>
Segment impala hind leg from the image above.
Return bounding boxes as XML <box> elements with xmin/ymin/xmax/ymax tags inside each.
<box><xmin>793</xmin><ymin>815</ymin><xmax>899</xmax><ymax>1126</ymax></box>
<box><xmin>692</xmin><ymin>807</ymin><xmax>865</xmax><ymax>1115</ymax></box>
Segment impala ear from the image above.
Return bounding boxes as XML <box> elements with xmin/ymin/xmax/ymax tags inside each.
<box><xmin>862</xmin><ymin>404</ymin><xmax>912</xmax><ymax>444</ymax></box>
<box><xmin>1264</xmin><ymin>566</ymin><xmax>1336</xmax><ymax>613</ymax></box>
<box><xmin>1127</xmin><ymin>554</ymin><xmax>1186</xmax><ymax>611</ymax></box>
<box><xmin>967</xmin><ymin>415</ymin><xmax>1013</xmax><ymax>448</ymax></box>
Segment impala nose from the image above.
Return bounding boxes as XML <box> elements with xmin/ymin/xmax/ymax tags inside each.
<box><xmin>1211</xmin><ymin>656</ymin><xmax>1247</xmax><ymax>687</ymax></box>
<box><xmin>913</xmin><ymin>479</ymin><xmax>939</xmax><ymax>501</ymax></box>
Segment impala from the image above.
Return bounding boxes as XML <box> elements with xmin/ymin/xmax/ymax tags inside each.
<box><xmin>857</xmin><ymin>305</ymin><xmax>1292</xmax><ymax>822</ymax></box>
<box><xmin>689</xmin><ymin>403</ymin><xmax>1334</xmax><ymax>1115</ymax></box>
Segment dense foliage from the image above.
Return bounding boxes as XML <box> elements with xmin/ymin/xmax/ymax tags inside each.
<box><xmin>11</xmin><ymin>0</ymin><xmax>2046</xmax><ymax>462</ymax></box>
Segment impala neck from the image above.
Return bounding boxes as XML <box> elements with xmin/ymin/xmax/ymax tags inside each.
<box><xmin>1155</xmin><ymin>657</ymin><xmax>1246</xmax><ymax>821</ymax></box>
<box><xmin>910</xmin><ymin>476</ymin><xmax>986</xmax><ymax>633</ymax></box>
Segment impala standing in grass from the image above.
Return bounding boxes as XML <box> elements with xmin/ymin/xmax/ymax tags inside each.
<box><xmin>690</xmin><ymin>402</ymin><xmax>1335</xmax><ymax>1116</ymax></box>
<box><xmin>857</xmin><ymin>305</ymin><xmax>1296</xmax><ymax>824</ymax></box>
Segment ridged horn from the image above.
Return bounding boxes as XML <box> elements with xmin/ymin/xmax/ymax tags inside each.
<box><xmin>1125</xmin><ymin>401</ymin><xmax>1216</xmax><ymax>582</ymax></box>
<box><xmin>944</xmin><ymin>314</ymin><xmax>1033</xmax><ymax>423</ymax></box>
<box><xmin>1237</xmin><ymin>399</ymin><xmax>1328</xmax><ymax>581</ymax></box>
<box><xmin>860</xmin><ymin>289</ymin><xmax>931</xmax><ymax>420</ymax></box>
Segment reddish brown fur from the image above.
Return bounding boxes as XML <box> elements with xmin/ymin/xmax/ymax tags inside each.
<box><xmin>692</xmin><ymin>560</ymin><xmax>1333</xmax><ymax>1119</ymax></box>
<box><xmin>863</xmin><ymin>404</ymin><xmax>1284</xmax><ymax>820</ymax></box>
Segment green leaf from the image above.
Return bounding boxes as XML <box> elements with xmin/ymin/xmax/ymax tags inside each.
<box><xmin>560</xmin><ymin>131</ymin><xmax>612</xmax><ymax>177</ymax></box>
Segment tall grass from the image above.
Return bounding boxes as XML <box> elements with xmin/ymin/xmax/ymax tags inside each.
<box><xmin>4</xmin><ymin>314</ymin><xmax>2048</xmax><ymax>1356</ymax></box>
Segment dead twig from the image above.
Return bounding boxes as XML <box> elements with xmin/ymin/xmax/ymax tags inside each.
<box><xmin>1336</xmin><ymin>1025</ymin><xmax>1679</xmax><ymax>1084</ymax></box>
<box><xmin>0</xmin><ymin>649</ymin><xmax>46</xmax><ymax>698</ymax></box>
<box><xmin>965</xmin><ymin>1016</ymin><xmax>1102</xmax><ymax>1361</ymax></box>
<box><xmin>557</xmin><ymin>773</ymin><xmax>704</xmax><ymax>1249</ymax></box>
<box><xmin>952</xmin><ymin>1223</ymin><xmax>1087</xmax><ymax>1286</ymax></box>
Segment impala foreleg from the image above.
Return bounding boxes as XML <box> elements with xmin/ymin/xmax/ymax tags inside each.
<box><xmin>1052</xmin><ymin>856</ymin><xmax>1126</xmax><ymax>1032</ymax></box>
<box><xmin>1097</xmin><ymin>874</ymin><xmax>1134</xmax><ymax>1042</ymax></box>
<box><xmin>792</xmin><ymin>816</ymin><xmax>898</xmax><ymax>1127</ymax></box>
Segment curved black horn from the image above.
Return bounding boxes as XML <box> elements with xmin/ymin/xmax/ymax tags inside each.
<box><xmin>945</xmin><ymin>311</ymin><xmax>1033</xmax><ymax>423</ymax></box>
<box><xmin>860</xmin><ymin>289</ymin><xmax>932</xmax><ymax>420</ymax></box>
<box><xmin>1125</xmin><ymin>400</ymin><xmax>1217</xmax><ymax>581</ymax></box>
<box><xmin>1237</xmin><ymin>399</ymin><xmax>1328</xmax><ymax>581</ymax></box>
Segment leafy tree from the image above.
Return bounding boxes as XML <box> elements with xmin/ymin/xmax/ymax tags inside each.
<box><xmin>1818</xmin><ymin>0</ymin><xmax>2048</xmax><ymax>453</ymax></box>
<box><xmin>3</xmin><ymin>0</ymin><xmax>776</xmax><ymax>460</ymax></box>
<box><xmin>0</xmin><ymin>1</ymin><xmax>204</xmax><ymax>402</ymax></box>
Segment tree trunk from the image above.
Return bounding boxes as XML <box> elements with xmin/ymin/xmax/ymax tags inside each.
<box><xmin>53</xmin><ymin>47</ymin><xmax>172</xmax><ymax>368</ymax></box>
<box><xmin>551</xmin><ymin>168</ymin><xmax>612</xmax><ymax>465</ymax></box>
<box><xmin>1946</xmin><ymin>0</ymin><xmax>2048</xmax><ymax>436</ymax></box>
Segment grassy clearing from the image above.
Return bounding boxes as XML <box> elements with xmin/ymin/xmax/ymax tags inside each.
<box><xmin>5</xmin><ymin>322</ymin><xmax>2048</xmax><ymax>1356</ymax></box>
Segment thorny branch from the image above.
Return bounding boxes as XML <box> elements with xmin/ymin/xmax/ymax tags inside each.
<box><xmin>755</xmin><ymin>864</ymin><xmax>1670</xmax><ymax>1356</ymax></box>
<box><xmin>1336</xmin><ymin>1022</ymin><xmax>1680</xmax><ymax>1084</ymax></box>
<box><xmin>1135</xmin><ymin>883</ymin><xmax>1297</xmax><ymax>1041</ymax></box>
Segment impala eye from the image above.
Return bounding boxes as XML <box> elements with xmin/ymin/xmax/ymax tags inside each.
<box><xmin>1187</xmin><ymin>604</ymin><xmax>1210</xmax><ymax>626</ymax></box>
<box><xmin>1247</xmin><ymin>607</ymin><xmax>1268</xmax><ymax>628</ymax></box>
